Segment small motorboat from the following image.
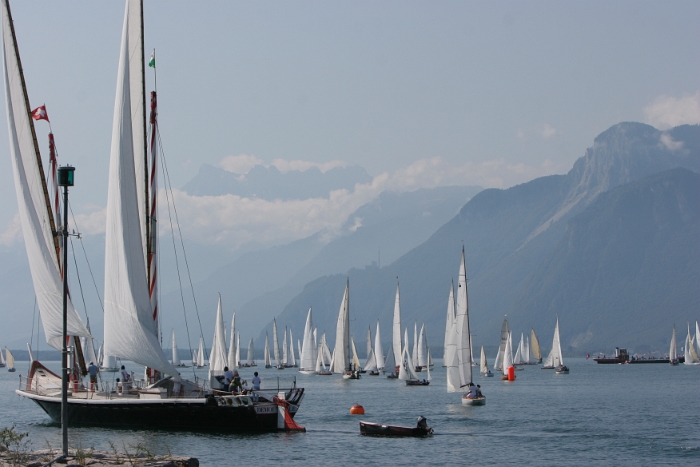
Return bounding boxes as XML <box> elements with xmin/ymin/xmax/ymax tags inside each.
<box><xmin>555</xmin><ymin>365</ymin><xmax>569</xmax><ymax>374</ymax></box>
<box><xmin>405</xmin><ymin>379</ymin><xmax>429</xmax><ymax>386</ymax></box>
<box><xmin>368</xmin><ymin>370</ymin><xmax>379</xmax><ymax>376</ymax></box>
<box><xmin>360</xmin><ymin>417</ymin><xmax>433</xmax><ymax>437</ymax></box>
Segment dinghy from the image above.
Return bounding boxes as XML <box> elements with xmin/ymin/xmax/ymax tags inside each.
<box><xmin>360</xmin><ymin>416</ymin><xmax>433</xmax><ymax>437</ymax></box>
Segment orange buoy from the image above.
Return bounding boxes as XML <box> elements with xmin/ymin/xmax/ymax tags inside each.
<box><xmin>507</xmin><ymin>366</ymin><xmax>516</xmax><ymax>381</ymax></box>
<box><xmin>350</xmin><ymin>403</ymin><xmax>365</xmax><ymax>415</ymax></box>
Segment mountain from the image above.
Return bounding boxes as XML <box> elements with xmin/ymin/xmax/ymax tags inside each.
<box><xmin>182</xmin><ymin>163</ymin><xmax>373</xmax><ymax>199</ymax></box>
<box><xmin>160</xmin><ymin>185</ymin><xmax>482</xmax><ymax>341</ymax></box>
<box><xmin>265</xmin><ymin>123</ymin><xmax>700</xmax><ymax>355</ymax></box>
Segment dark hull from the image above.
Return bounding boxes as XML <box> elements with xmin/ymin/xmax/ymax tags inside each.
<box><xmin>28</xmin><ymin>396</ymin><xmax>293</xmax><ymax>432</ymax></box>
<box><xmin>594</xmin><ymin>357</ymin><xmax>682</xmax><ymax>364</ymax></box>
<box><xmin>359</xmin><ymin>421</ymin><xmax>432</xmax><ymax>437</ymax></box>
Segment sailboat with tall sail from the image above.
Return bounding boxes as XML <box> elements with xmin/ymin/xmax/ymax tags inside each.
<box><xmin>263</xmin><ymin>333</ymin><xmax>272</xmax><ymax>368</ymax></box>
<box><xmin>531</xmin><ymin>328</ymin><xmax>542</xmax><ymax>364</ymax></box>
<box><xmin>244</xmin><ymin>338</ymin><xmax>255</xmax><ymax>367</ymax></box>
<box><xmin>480</xmin><ymin>345</ymin><xmax>493</xmax><ymax>377</ymax></box>
<box><xmin>208</xmin><ymin>297</ymin><xmax>227</xmax><ymax>379</ymax></box>
<box><xmin>272</xmin><ymin>319</ymin><xmax>283</xmax><ymax>369</ymax></box>
<box><xmin>683</xmin><ymin>323</ymin><xmax>700</xmax><ymax>365</ymax></box>
<box><xmin>334</xmin><ymin>280</ymin><xmax>357</xmax><ymax>379</ymax></box>
<box><xmin>669</xmin><ymin>325</ymin><xmax>679</xmax><ymax>366</ymax></box>
<box><xmin>299</xmin><ymin>308</ymin><xmax>317</xmax><ymax>375</ymax></box>
<box><xmin>227</xmin><ymin>313</ymin><xmax>236</xmax><ymax>370</ymax></box>
<box><xmin>12</xmin><ymin>0</ymin><xmax>304</xmax><ymax>431</ymax></box>
<box><xmin>494</xmin><ymin>318</ymin><xmax>509</xmax><ymax>371</ymax></box>
<box><xmin>196</xmin><ymin>337</ymin><xmax>206</xmax><ymax>368</ymax></box>
<box><xmin>171</xmin><ymin>330</ymin><xmax>187</xmax><ymax>367</ymax></box>
<box><xmin>542</xmin><ymin>316</ymin><xmax>568</xmax><ymax>373</ymax></box>
<box><xmin>363</xmin><ymin>326</ymin><xmax>378</xmax><ymax>375</ymax></box>
<box><xmin>445</xmin><ymin>248</ymin><xmax>483</xmax><ymax>404</ymax></box>
<box><xmin>392</xmin><ymin>282</ymin><xmax>402</xmax><ymax>375</ymax></box>
<box><xmin>5</xmin><ymin>348</ymin><xmax>15</xmax><ymax>372</ymax></box>
<box><xmin>443</xmin><ymin>281</ymin><xmax>455</xmax><ymax>367</ymax></box>
<box><xmin>0</xmin><ymin>347</ymin><xmax>5</xmax><ymax>368</ymax></box>
<box><xmin>501</xmin><ymin>332</ymin><xmax>514</xmax><ymax>380</ymax></box>
<box><xmin>399</xmin><ymin>344</ymin><xmax>426</xmax><ymax>385</ymax></box>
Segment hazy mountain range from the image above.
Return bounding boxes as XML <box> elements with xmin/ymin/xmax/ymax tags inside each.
<box><xmin>264</xmin><ymin>122</ymin><xmax>700</xmax><ymax>356</ymax></box>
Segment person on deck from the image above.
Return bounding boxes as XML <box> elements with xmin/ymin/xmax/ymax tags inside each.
<box><xmin>223</xmin><ymin>366</ymin><xmax>234</xmax><ymax>387</ymax></box>
<box><xmin>467</xmin><ymin>383</ymin><xmax>478</xmax><ymax>399</ymax></box>
<box><xmin>251</xmin><ymin>372</ymin><xmax>261</xmax><ymax>390</ymax></box>
<box><xmin>229</xmin><ymin>370</ymin><xmax>242</xmax><ymax>394</ymax></box>
<box><xmin>120</xmin><ymin>365</ymin><xmax>131</xmax><ymax>383</ymax></box>
<box><xmin>87</xmin><ymin>361</ymin><xmax>99</xmax><ymax>391</ymax></box>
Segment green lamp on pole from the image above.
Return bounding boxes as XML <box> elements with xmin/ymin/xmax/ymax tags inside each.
<box><xmin>57</xmin><ymin>165</ymin><xmax>74</xmax><ymax>458</ymax></box>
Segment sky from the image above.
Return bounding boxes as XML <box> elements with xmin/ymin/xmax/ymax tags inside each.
<box><xmin>1</xmin><ymin>0</ymin><xmax>699</xmax><ymax>249</ymax></box>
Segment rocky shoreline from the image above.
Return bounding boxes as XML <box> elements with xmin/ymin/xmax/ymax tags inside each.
<box><xmin>0</xmin><ymin>449</ymin><xmax>198</xmax><ymax>467</ymax></box>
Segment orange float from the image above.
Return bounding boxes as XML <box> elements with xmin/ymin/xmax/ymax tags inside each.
<box><xmin>350</xmin><ymin>403</ymin><xmax>365</xmax><ymax>415</ymax></box>
<box><xmin>507</xmin><ymin>366</ymin><xmax>516</xmax><ymax>381</ymax></box>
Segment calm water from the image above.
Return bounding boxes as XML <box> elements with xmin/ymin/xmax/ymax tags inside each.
<box><xmin>1</xmin><ymin>358</ymin><xmax>699</xmax><ymax>466</ymax></box>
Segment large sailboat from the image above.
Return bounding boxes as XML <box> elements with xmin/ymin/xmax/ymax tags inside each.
<box><xmin>334</xmin><ymin>280</ymin><xmax>360</xmax><ymax>379</ymax></box>
<box><xmin>10</xmin><ymin>0</ymin><xmax>303</xmax><ymax>431</ymax></box>
<box><xmin>445</xmin><ymin>248</ymin><xmax>484</xmax><ymax>405</ymax></box>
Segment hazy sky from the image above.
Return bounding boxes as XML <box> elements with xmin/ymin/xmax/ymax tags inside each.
<box><xmin>1</xmin><ymin>0</ymin><xmax>699</xmax><ymax>247</ymax></box>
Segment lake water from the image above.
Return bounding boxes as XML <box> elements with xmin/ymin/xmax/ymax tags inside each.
<box><xmin>1</xmin><ymin>358</ymin><xmax>699</xmax><ymax>466</ymax></box>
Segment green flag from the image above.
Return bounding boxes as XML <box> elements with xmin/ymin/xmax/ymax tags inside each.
<box><xmin>148</xmin><ymin>53</ymin><xmax>155</xmax><ymax>68</ymax></box>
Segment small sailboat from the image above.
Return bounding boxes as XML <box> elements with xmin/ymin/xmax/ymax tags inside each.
<box><xmin>287</xmin><ymin>328</ymin><xmax>297</xmax><ymax>368</ymax></box>
<box><xmin>299</xmin><ymin>308</ymin><xmax>317</xmax><ymax>375</ymax></box>
<box><xmin>334</xmin><ymin>280</ymin><xmax>357</xmax><ymax>378</ymax></box>
<box><xmin>227</xmin><ymin>313</ymin><xmax>236</xmax><ymax>370</ymax></box>
<box><xmin>209</xmin><ymin>296</ymin><xmax>227</xmax><ymax>378</ymax></box>
<box><xmin>400</xmin><ymin>345</ymin><xmax>427</xmax><ymax>385</ymax></box>
<box><xmin>501</xmin><ymin>332</ymin><xmax>515</xmax><ymax>380</ymax></box>
<box><xmin>245</xmin><ymin>338</ymin><xmax>256</xmax><ymax>367</ymax></box>
<box><xmin>273</xmin><ymin>319</ymin><xmax>283</xmax><ymax>369</ymax></box>
<box><xmin>196</xmin><ymin>337</ymin><xmax>206</xmax><ymax>368</ymax></box>
<box><xmin>480</xmin><ymin>345</ymin><xmax>493</xmax><ymax>377</ymax></box>
<box><xmin>417</xmin><ymin>324</ymin><xmax>429</xmax><ymax>370</ymax></box>
<box><xmin>669</xmin><ymin>325</ymin><xmax>679</xmax><ymax>366</ymax></box>
<box><xmin>5</xmin><ymin>347</ymin><xmax>15</xmax><ymax>372</ymax></box>
<box><xmin>363</xmin><ymin>327</ymin><xmax>378</xmax><ymax>375</ymax></box>
<box><xmin>343</xmin><ymin>337</ymin><xmax>362</xmax><ymax>379</ymax></box>
<box><xmin>542</xmin><ymin>316</ymin><xmax>568</xmax><ymax>373</ymax></box>
<box><xmin>531</xmin><ymin>328</ymin><xmax>543</xmax><ymax>364</ymax></box>
<box><xmin>374</xmin><ymin>320</ymin><xmax>384</xmax><ymax>374</ymax></box>
<box><xmin>683</xmin><ymin>323</ymin><xmax>700</xmax><ymax>365</ymax></box>
<box><xmin>171</xmin><ymin>330</ymin><xmax>188</xmax><ymax>367</ymax></box>
<box><xmin>264</xmin><ymin>332</ymin><xmax>272</xmax><ymax>368</ymax></box>
<box><xmin>443</xmin><ymin>281</ymin><xmax>455</xmax><ymax>367</ymax></box>
<box><xmin>494</xmin><ymin>318</ymin><xmax>509</xmax><ymax>371</ymax></box>
<box><xmin>392</xmin><ymin>282</ymin><xmax>402</xmax><ymax>375</ymax></box>
<box><xmin>101</xmin><ymin>355</ymin><xmax>119</xmax><ymax>372</ymax></box>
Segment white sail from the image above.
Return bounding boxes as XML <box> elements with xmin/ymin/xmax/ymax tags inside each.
<box><xmin>412</xmin><ymin>321</ymin><xmax>418</xmax><ymax>368</ymax></box>
<box><xmin>208</xmin><ymin>297</ymin><xmax>227</xmax><ymax>377</ymax></box>
<box><xmin>102</xmin><ymin>0</ymin><xmax>176</xmax><ymax>377</ymax></box>
<box><xmin>480</xmin><ymin>345</ymin><xmax>489</xmax><ymax>375</ymax></box>
<box><xmin>374</xmin><ymin>321</ymin><xmax>384</xmax><ymax>370</ymax></box>
<box><xmin>196</xmin><ymin>337</ymin><xmax>205</xmax><ymax>367</ymax></box>
<box><xmin>272</xmin><ymin>319</ymin><xmax>281</xmax><ymax>366</ymax></box>
<box><xmin>332</xmin><ymin>281</ymin><xmax>350</xmax><ymax>373</ymax></box>
<box><xmin>315</xmin><ymin>342</ymin><xmax>326</xmax><ymax>373</ymax></box>
<box><xmin>171</xmin><ymin>330</ymin><xmax>180</xmax><ymax>366</ymax></box>
<box><xmin>443</xmin><ymin>281</ymin><xmax>455</xmax><ymax>365</ymax></box>
<box><xmin>366</xmin><ymin>326</ymin><xmax>373</xmax><ymax>364</ymax></box>
<box><xmin>524</xmin><ymin>336</ymin><xmax>531</xmax><ymax>364</ymax></box>
<box><xmin>392</xmin><ymin>283</ymin><xmax>402</xmax><ymax>369</ymax></box>
<box><xmin>351</xmin><ymin>337</ymin><xmax>361</xmax><ymax>371</ymax></box>
<box><xmin>454</xmin><ymin>247</ymin><xmax>472</xmax><ymax>389</ymax></box>
<box><xmin>445</xmin><ymin>284</ymin><xmax>459</xmax><ymax>392</ymax></box>
<box><xmin>1</xmin><ymin>0</ymin><xmax>91</xmax><ymax>351</ymax></box>
<box><xmin>0</xmin><ymin>347</ymin><xmax>5</xmax><ymax>365</ymax></box>
<box><xmin>103</xmin><ymin>355</ymin><xmax>118</xmax><ymax>371</ymax></box>
<box><xmin>288</xmin><ymin>328</ymin><xmax>296</xmax><ymax>366</ymax></box>
<box><xmin>321</xmin><ymin>332</ymin><xmax>332</xmax><ymax>366</ymax></box>
<box><xmin>670</xmin><ymin>326</ymin><xmax>677</xmax><ymax>362</ymax></box>
<box><xmin>81</xmin><ymin>337</ymin><xmax>98</xmax><ymax>367</ymax></box>
<box><xmin>299</xmin><ymin>308</ymin><xmax>317</xmax><ymax>372</ymax></box>
<box><xmin>531</xmin><ymin>328</ymin><xmax>542</xmax><ymax>361</ymax></box>
<box><xmin>227</xmin><ymin>312</ymin><xmax>236</xmax><ymax>369</ymax></box>
<box><xmin>297</xmin><ymin>339</ymin><xmax>302</xmax><ymax>365</ymax></box>
<box><xmin>695</xmin><ymin>321</ymin><xmax>700</xmax><ymax>356</ymax></box>
<box><xmin>5</xmin><ymin>347</ymin><xmax>14</xmax><ymax>370</ymax></box>
<box><xmin>417</xmin><ymin>323</ymin><xmax>427</xmax><ymax>368</ymax></box>
<box><xmin>403</xmin><ymin>345</ymin><xmax>419</xmax><ymax>381</ymax></box>
<box><xmin>494</xmin><ymin>318</ymin><xmax>509</xmax><ymax>371</ymax></box>
<box><xmin>426</xmin><ymin>349</ymin><xmax>432</xmax><ymax>381</ymax></box>
<box><xmin>282</xmin><ymin>326</ymin><xmax>288</xmax><ymax>365</ymax></box>
<box><xmin>329</xmin><ymin>348</ymin><xmax>335</xmax><ymax>372</ymax></box>
<box><xmin>543</xmin><ymin>317</ymin><xmax>563</xmax><ymax>368</ymax></box>
<box><xmin>264</xmin><ymin>333</ymin><xmax>271</xmax><ymax>367</ymax></box>
<box><xmin>398</xmin><ymin>347</ymin><xmax>409</xmax><ymax>381</ymax></box>
<box><xmin>246</xmin><ymin>338</ymin><xmax>255</xmax><ymax>366</ymax></box>
<box><xmin>502</xmin><ymin>331</ymin><xmax>514</xmax><ymax>375</ymax></box>
<box><xmin>513</xmin><ymin>332</ymin><xmax>524</xmax><ymax>365</ymax></box>
<box><xmin>235</xmin><ymin>331</ymin><xmax>241</xmax><ymax>367</ymax></box>
<box><xmin>685</xmin><ymin>323</ymin><xmax>700</xmax><ymax>364</ymax></box>
<box><xmin>363</xmin><ymin>349</ymin><xmax>377</xmax><ymax>372</ymax></box>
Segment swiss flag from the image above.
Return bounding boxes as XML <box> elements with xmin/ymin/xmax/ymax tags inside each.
<box><xmin>31</xmin><ymin>105</ymin><xmax>49</xmax><ymax>122</ymax></box>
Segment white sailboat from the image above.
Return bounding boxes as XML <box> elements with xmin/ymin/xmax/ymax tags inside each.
<box><xmin>333</xmin><ymin>280</ymin><xmax>354</xmax><ymax>378</ymax></box>
<box><xmin>272</xmin><ymin>319</ymin><xmax>283</xmax><ymax>369</ymax></box>
<box><xmin>412</xmin><ymin>321</ymin><xmax>419</xmax><ymax>371</ymax></box>
<box><xmin>374</xmin><ymin>321</ymin><xmax>384</xmax><ymax>372</ymax></box>
<box><xmin>502</xmin><ymin>332</ymin><xmax>514</xmax><ymax>378</ymax></box>
<box><xmin>264</xmin><ymin>332</ymin><xmax>272</xmax><ymax>368</ymax></box>
<box><xmin>363</xmin><ymin>326</ymin><xmax>378</xmax><ymax>374</ymax></box>
<box><xmin>513</xmin><ymin>333</ymin><xmax>523</xmax><ymax>365</ymax></box>
<box><xmin>480</xmin><ymin>345</ymin><xmax>493</xmax><ymax>377</ymax></box>
<box><xmin>384</xmin><ymin>347</ymin><xmax>398</xmax><ymax>379</ymax></box>
<box><xmin>209</xmin><ymin>297</ymin><xmax>227</xmax><ymax>378</ymax></box>
<box><xmin>494</xmin><ymin>318</ymin><xmax>509</xmax><ymax>371</ymax></box>
<box><xmin>417</xmin><ymin>323</ymin><xmax>428</xmax><ymax>369</ymax></box>
<box><xmin>227</xmin><ymin>313</ymin><xmax>236</xmax><ymax>370</ymax></box>
<box><xmin>684</xmin><ymin>323</ymin><xmax>700</xmax><ymax>365</ymax></box>
<box><xmin>531</xmin><ymin>328</ymin><xmax>542</xmax><ymax>363</ymax></box>
<box><xmin>299</xmin><ymin>308</ymin><xmax>317</xmax><ymax>374</ymax></box>
<box><xmin>171</xmin><ymin>330</ymin><xmax>186</xmax><ymax>367</ymax></box>
<box><xmin>196</xmin><ymin>337</ymin><xmax>206</xmax><ymax>368</ymax></box>
<box><xmin>245</xmin><ymin>338</ymin><xmax>255</xmax><ymax>367</ymax></box>
<box><xmin>288</xmin><ymin>328</ymin><xmax>297</xmax><ymax>367</ymax></box>
<box><xmin>543</xmin><ymin>316</ymin><xmax>568</xmax><ymax>373</ymax></box>
<box><xmin>398</xmin><ymin>345</ymin><xmax>425</xmax><ymax>385</ymax></box>
<box><xmin>102</xmin><ymin>355</ymin><xmax>119</xmax><ymax>373</ymax></box>
<box><xmin>235</xmin><ymin>331</ymin><xmax>241</xmax><ymax>368</ymax></box>
<box><xmin>392</xmin><ymin>283</ymin><xmax>402</xmax><ymax>374</ymax></box>
<box><xmin>445</xmin><ymin>248</ymin><xmax>483</xmax><ymax>403</ymax></box>
<box><xmin>5</xmin><ymin>348</ymin><xmax>15</xmax><ymax>372</ymax></box>
<box><xmin>443</xmin><ymin>281</ymin><xmax>455</xmax><ymax>367</ymax></box>
<box><xmin>0</xmin><ymin>347</ymin><xmax>5</xmax><ymax>367</ymax></box>
<box><xmin>669</xmin><ymin>326</ymin><xmax>678</xmax><ymax>365</ymax></box>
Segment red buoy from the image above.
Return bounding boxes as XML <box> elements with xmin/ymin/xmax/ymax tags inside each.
<box><xmin>350</xmin><ymin>403</ymin><xmax>365</xmax><ymax>415</ymax></box>
<box><xmin>507</xmin><ymin>366</ymin><xmax>516</xmax><ymax>381</ymax></box>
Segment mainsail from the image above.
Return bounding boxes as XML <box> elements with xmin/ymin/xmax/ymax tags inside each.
<box><xmin>246</xmin><ymin>338</ymin><xmax>255</xmax><ymax>366</ymax></box>
<box><xmin>264</xmin><ymin>333</ymin><xmax>271</xmax><ymax>367</ymax></box>
<box><xmin>332</xmin><ymin>280</ymin><xmax>350</xmax><ymax>373</ymax></box>
<box><xmin>171</xmin><ymin>330</ymin><xmax>180</xmax><ymax>366</ymax></box>
<box><xmin>102</xmin><ymin>0</ymin><xmax>176</xmax><ymax>376</ymax></box>
<box><xmin>299</xmin><ymin>308</ymin><xmax>317</xmax><ymax>372</ymax></box>
<box><xmin>227</xmin><ymin>313</ymin><xmax>236</xmax><ymax>369</ymax></box>
<box><xmin>1</xmin><ymin>0</ymin><xmax>91</xmax><ymax>350</ymax></box>
<box><xmin>494</xmin><ymin>318</ymin><xmax>509</xmax><ymax>371</ymax></box>
<box><xmin>480</xmin><ymin>345</ymin><xmax>489</xmax><ymax>375</ymax></box>
<box><xmin>531</xmin><ymin>328</ymin><xmax>542</xmax><ymax>362</ymax></box>
<box><xmin>669</xmin><ymin>326</ymin><xmax>677</xmax><ymax>362</ymax></box>
<box><xmin>447</xmin><ymin>248</ymin><xmax>472</xmax><ymax>392</ymax></box>
<box><xmin>443</xmin><ymin>281</ymin><xmax>455</xmax><ymax>366</ymax></box>
<box><xmin>272</xmin><ymin>319</ymin><xmax>281</xmax><ymax>367</ymax></box>
<box><xmin>374</xmin><ymin>320</ymin><xmax>384</xmax><ymax>370</ymax></box>
<box><xmin>208</xmin><ymin>297</ymin><xmax>227</xmax><ymax>377</ymax></box>
<box><xmin>542</xmin><ymin>317</ymin><xmax>563</xmax><ymax>368</ymax></box>
<box><xmin>392</xmin><ymin>283</ymin><xmax>402</xmax><ymax>370</ymax></box>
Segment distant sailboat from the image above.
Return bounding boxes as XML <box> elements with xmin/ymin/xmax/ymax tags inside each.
<box><xmin>288</xmin><ymin>328</ymin><xmax>297</xmax><ymax>368</ymax></box>
<box><xmin>245</xmin><ymin>338</ymin><xmax>255</xmax><ymax>367</ymax></box>
<box><xmin>417</xmin><ymin>323</ymin><xmax>428</xmax><ymax>369</ymax></box>
<box><xmin>669</xmin><ymin>325</ymin><xmax>679</xmax><ymax>366</ymax></box>
<box><xmin>101</xmin><ymin>355</ymin><xmax>119</xmax><ymax>373</ymax></box>
<box><xmin>196</xmin><ymin>337</ymin><xmax>206</xmax><ymax>368</ymax></box>
<box><xmin>363</xmin><ymin>326</ymin><xmax>377</xmax><ymax>374</ymax></box>
<box><xmin>399</xmin><ymin>345</ymin><xmax>426</xmax><ymax>385</ymax></box>
<box><xmin>480</xmin><ymin>345</ymin><xmax>493</xmax><ymax>377</ymax></box>
<box><xmin>542</xmin><ymin>317</ymin><xmax>568</xmax><ymax>373</ymax></box>
<box><xmin>443</xmin><ymin>281</ymin><xmax>455</xmax><ymax>367</ymax></box>
<box><xmin>384</xmin><ymin>347</ymin><xmax>398</xmax><ymax>379</ymax></box>
<box><xmin>171</xmin><ymin>330</ymin><xmax>187</xmax><ymax>367</ymax></box>
<box><xmin>227</xmin><ymin>313</ymin><xmax>236</xmax><ymax>370</ymax></box>
<box><xmin>501</xmin><ymin>332</ymin><xmax>514</xmax><ymax>380</ymax></box>
<box><xmin>264</xmin><ymin>332</ymin><xmax>272</xmax><ymax>368</ymax></box>
<box><xmin>684</xmin><ymin>323</ymin><xmax>700</xmax><ymax>365</ymax></box>
<box><xmin>494</xmin><ymin>318</ymin><xmax>509</xmax><ymax>371</ymax></box>
<box><xmin>273</xmin><ymin>319</ymin><xmax>283</xmax><ymax>369</ymax></box>
<box><xmin>209</xmin><ymin>296</ymin><xmax>227</xmax><ymax>378</ymax></box>
<box><xmin>333</xmin><ymin>280</ymin><xmax>355</xmax><ymax>378</ymax></box>
<box><xmin>531</xmin><ymin>328</ymin><xmax>542</xmax><ymax>363</ymax></box>
<box><xmin>392</xmin><ymin>283</ymin><xmax>402</xmax><ymax>375</ymax></box>
<box><xmin>299</xmin><ymin>308</ymin><xmax>317</xmax><ymax>374</ymax></box>
<box><xmin>5</xmin><ymin>347</ymin><xmax>15</xmax><ymax>372</ymax></box>
<box><xmin>375</xmin><ymin>320</ymin><xmax>384</xmax><ymax>372</ymax></box>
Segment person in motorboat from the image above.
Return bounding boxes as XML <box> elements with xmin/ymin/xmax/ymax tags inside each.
<box><xmin>476</xmin><ymin>385</ymin><xmax>483</xmax><ymax>397</ymax></box>
<box><xmin>466</xmin><ymin>382</ymin><xmax>479</xmax><ymax>399</ymax></box>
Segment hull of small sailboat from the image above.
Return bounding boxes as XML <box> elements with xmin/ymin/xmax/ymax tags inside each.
<box><xmin>555</xmin><ymin>365</ymin><xmax>569</xmax><ymax>374</ymax></box>
<box><xmin>461</xmin><ymin>395</ymin><xmax>485</xmax><ymax>406</ymax></box>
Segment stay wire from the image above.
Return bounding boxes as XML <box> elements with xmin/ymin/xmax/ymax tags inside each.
<box><xmin>68</xmin><ymin>204</ymin><xmax>104</xmax><ymax>313</ymax></box>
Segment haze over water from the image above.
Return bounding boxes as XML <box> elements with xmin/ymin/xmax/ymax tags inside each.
<box><xmin>2</xmin><ymin>358</ymin><xmax>698</xmax><ymax>465</ymax></box>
